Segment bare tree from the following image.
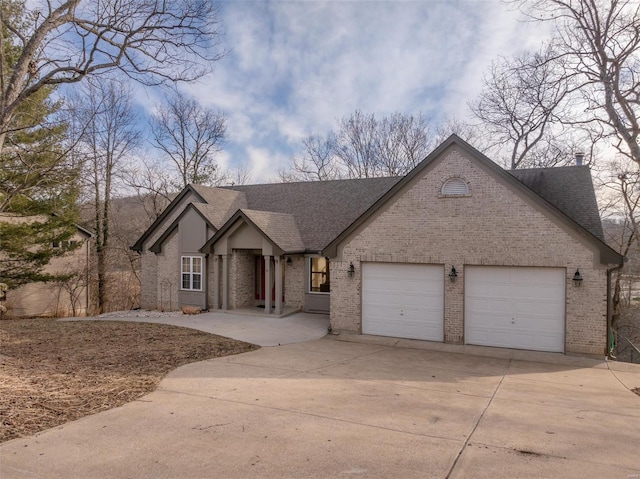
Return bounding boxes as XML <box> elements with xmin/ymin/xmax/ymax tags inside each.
<box><xmin>335</xmin><ymin>111</ymin><xmax>380</xmax><ymax>178</ymax></box>
<box><xmin>599</xmin><ymin>159</ymin><xmax>640</xmax><ymax>327</ymax></box>
<box><xmin>510</xmin><ymin>0</ymin><xmax>640</xmax><ymax>166</ymax></box>
<box><xmin>150</xmin><ymin>91</ymin><xmax>227</xmax><ymax>187</ymax></box>
<box><xmin>281</xmin><ymin>111</ymin><xmax>435</xmax><ymax>181</ymax></box>
<box><xmin>226</xmin><ymin>163</ymin><xmax>253</xmax><ymax>186</ymax></box>
<box><xmin>376</xmin><ymin>113</ymin><xmax>432</xmax><ymax>175</ymax></box>
<box><xmin>0</xmin><ymin>0</ymin><xmax>224</xmax><ymax>156</ymax></box>
<box><xmin>470</xmin><ymin>48</ymin><xmax>571</xmax><ymax>169</ymax></box>
<box><xmin>70</xmin><ymin>79</ymin><xmax>140</xmax><ymax>313</ymax></box>
<box><xmin>278</xmin><ymin>134</ymin><xmax>341</xmax><ymax>182</ymax></box>
<box><xmin>434</xmin><ymin>117</ymin><xmax>482</xmax><ymax>146</ymax></box>
<box><xmin>121</xmin><ymin>157</ymin><xmax>174</xmax><ymax>221</ymax></box>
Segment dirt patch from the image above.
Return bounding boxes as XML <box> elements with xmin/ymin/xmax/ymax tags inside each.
<box><xmin>0</xmin><ymin>318</ymin><xmax>259</xmax><ymax>442</ymax></box>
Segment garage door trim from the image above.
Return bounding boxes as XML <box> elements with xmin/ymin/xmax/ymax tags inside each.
<box><xmin>464</xmin><ymin>265</ymin><xmax>566</xmax><ymax>353</ymax></box>
<box><xmin>362</xmin><ymin>262</ymin><xmax>444</xmax><ymax>342</ymax></box>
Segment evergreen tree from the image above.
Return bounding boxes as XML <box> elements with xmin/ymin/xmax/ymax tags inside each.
<box><xmin>0</xmin><ymin>0</ymin><xmax>81</xmax><ymax>288</ymax></box>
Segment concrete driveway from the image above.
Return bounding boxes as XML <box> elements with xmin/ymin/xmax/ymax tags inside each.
<box><xmin>64</xmin><ymin>310</ymin><xmax>331</xmax><ymax>347</ymax></box>
<box><xmin>1</xmin><ymin>335</ymin><xmax>640</xmax><ymax>479</ymax></box>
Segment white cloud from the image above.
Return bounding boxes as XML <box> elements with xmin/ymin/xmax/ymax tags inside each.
<box><xmin>136</xmin><ymin>0</ymin><xmax>552</xmax><ymax>182</ymax></box>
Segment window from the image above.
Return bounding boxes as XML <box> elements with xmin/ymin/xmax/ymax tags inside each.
<box><xmin>310</xmin><ymin>257</ymin><xmax>330</xmax><ymax>293</ymax></box>
<box><xmin>181</xmin><ymin>256</ymin><xmax>202</xmax><ymax>291</ymax></box>
<box><xmin>53</xmin><ymin>240</ymin><xmax>79</xmax><ymax>248</ymax></box>
<box><xmin>441</xmin><ymin>178</ymin><xmax>469</xmax><ymax>196</ymax></box>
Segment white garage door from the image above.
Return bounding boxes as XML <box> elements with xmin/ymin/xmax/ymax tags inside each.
<box><xmin>362</xmin><ymin>263</ymin><xmax>444</xmax><ymax>341</ymax></box>
<box><xmin>465</xmin><ymin>267</ymin><xmax>565</xmax><ymax>352</ymax></box>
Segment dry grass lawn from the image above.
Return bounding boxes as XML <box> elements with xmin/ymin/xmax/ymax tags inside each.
<box><xmin>0</xmin><ymin>318</ymin><xmax>259</xmax><ymax>442</ymax></box>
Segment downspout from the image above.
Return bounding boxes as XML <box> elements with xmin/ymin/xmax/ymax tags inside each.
<box><xmin>85</xmin><ymin>239</ymin><xmax>90</xmax><ymax>316</ymax></box>
<box><xmin>607</xmin><ymin>262</ymin><xmax>624</xmax><ymax>359</ymax></box>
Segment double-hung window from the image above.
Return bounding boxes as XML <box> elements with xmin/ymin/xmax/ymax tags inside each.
<box><xmin>309</xmin><ymin>257</ymin><xmax>330</xmax><ymax>293</ymax></box>
<box><xmin>181</xmin><ymin>256</ymin><xmax>202</xmax><ymax>291</ymax></box>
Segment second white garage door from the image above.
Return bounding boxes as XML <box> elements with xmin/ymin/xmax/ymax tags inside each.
<box><xmin>362</xmin><ymin>263</ymin><xmax>444</xmax><ymax>341</ymax></box>
<box><xmin>465</xmin><ymin>266</ymin><xmax>565</xmax><ymax>352</ymax></box>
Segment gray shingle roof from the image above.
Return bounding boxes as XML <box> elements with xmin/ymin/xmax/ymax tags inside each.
<box><xmin>509</xmin><ymin>166</ymin><xmax>604</xmax><ymax>241</ymax></box>
<box><xmin>191</xmin><ymin>167</ymin><xmax>605</xmax><ymax>251</ymax></box>
<box><xmin>224</xmin><ymin>177</ymin><xmax>401</xmax><ymax>251</ymax></box>
<box><xmin>241</xmin><ymin>209</ymin><xmax>305</xmax><ymax>252</ymax></box>
<box><xmin>134</xmin><ymin>136</ymin><xmax>609</xmax><ymax>257</ymax></box>
<box><xmin>190</xmin><ymin>185</ymin><xmax>247</xmax><ymax>227</ymax></box>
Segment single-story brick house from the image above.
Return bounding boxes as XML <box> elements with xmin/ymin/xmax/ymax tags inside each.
<box><xmin>132</xmin><ymin>135</ymin><xmax>623</xmax><ymax>356</ymax></box>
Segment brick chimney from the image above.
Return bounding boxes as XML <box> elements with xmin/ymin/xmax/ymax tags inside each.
<box><xmin>575</xmin><ymin>151</ymin><xmax>584</xmax><ymax>166</ymax></box>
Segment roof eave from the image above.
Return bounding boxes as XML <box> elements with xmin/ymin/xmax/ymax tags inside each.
<box><xmin>323</xmin><ymin>135</ymin><xmax>624</xmax><ymax>266</ymax></box>
<box><xmin>149</xmin><ymin>204</ymin><xmax>215</xmax><ymax>254</ymax></box>
<box><xmin>131</xmin><ymin>185</ymin><xmax>206</xmax><ymax>252</ymax></box>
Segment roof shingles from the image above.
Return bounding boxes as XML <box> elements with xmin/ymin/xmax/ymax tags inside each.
<box><xmin>510</xmin><ymin>166</ymin><xmax>604</xmax><ymax>241</ymax></box>
<box><xmin>136</xmin><ymin>142</ymin><xmax>608</xmax><ymax>255</ymax></box>
<box><xmin>241</xmin><ymin>209</ymin><xmax>304</xmax><ymax>252</ymax></box>
<box><xmin>225</xmin><ymin>177</ymin><xmax>401</xmax><ymax>251</ymax></box>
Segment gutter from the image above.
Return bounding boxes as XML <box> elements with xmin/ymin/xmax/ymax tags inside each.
<box><xmin>607</xmin><ymin>261</ymin><xmax>625</xmax><ymax>358</ymax></box>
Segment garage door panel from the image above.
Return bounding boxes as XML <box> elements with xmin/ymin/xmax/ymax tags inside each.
<box><xmin>511</xmin><ymin>285</ymin><xmax>564</xmax><ymax>301</ymax></box>
<box><xmin>465</xmin><ymin>267</ymin><xmax>565</xmax><ymax>353</ymax></box>
<box><xmin>362</xmin><ymin>263</ymin><xmax>444</xmax><ymax>342</ymax></box>
<box><xmin>365</xmin><ymin>291</ymin><xmax>439</xmax><ymax>309</ymax></box>
<box><xmin>365</xmin><ymin>278</ymin><xmax>428</xmax><ymax>294</ymax></box>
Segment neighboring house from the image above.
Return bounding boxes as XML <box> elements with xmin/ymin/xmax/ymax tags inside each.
<box><xmin>132</xmin><ymin>136</ymin><xmax>623</xmax><ymax>356</ymax></box>
<box><xmin>1</xmin><ymin>215</ymin><xmax>92</xmax><ymax>317</ymax></box>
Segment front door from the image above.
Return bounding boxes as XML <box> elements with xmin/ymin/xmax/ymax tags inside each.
<box><xmin>254</xmin><ymin>256</ymin><xmax>285</xmax><ymax>301</ymax></box>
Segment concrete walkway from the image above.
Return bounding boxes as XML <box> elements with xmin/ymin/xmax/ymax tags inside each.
<box><xmin>63</xmin><ymin>310</ymin><xmax>330</xmax><ymax>347</ymax></box>
<box><xmin>2</xmin><ymin>335</ymin><xmax>639</xmax><ymax>479</ymax></box>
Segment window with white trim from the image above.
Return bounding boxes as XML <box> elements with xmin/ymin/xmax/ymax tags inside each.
<box><xmin>181</xmin><ymin>256</ymin><xmax>202</xmax><ymax>291</ymax></box>
<box><xmin>441</xmin><ymin>178</ymin><xmax>469</xmax><ymax>196</ymax></box>
<box><xmin>309</xmin><ymin>257</ymin><xmax>330</xmax><ymax>293</ymax></box>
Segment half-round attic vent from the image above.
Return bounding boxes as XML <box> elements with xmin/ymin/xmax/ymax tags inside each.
<box><xmin>441</xmin><ymin>178</ymin><xmax>469</xmax><ymax>196</ymax></box>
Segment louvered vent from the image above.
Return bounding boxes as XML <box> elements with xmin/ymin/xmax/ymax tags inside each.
<box><xmin>441</xmin><ymin>178</ymin><xmax>469</xmax><ymax>196</ymax></box>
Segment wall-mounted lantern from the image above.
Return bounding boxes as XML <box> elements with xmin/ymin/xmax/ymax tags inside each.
<box><xmin>573</xmin><ymin>269</ymin><xmax>583</xmax><ymax>286</ymax></box>
<box><xmin>286</xmin><ymin>256</ymin><xmax>292</xmax><ymax>265</ymax></box>
<box><xmin>348</xmin><ymin>262</ymin><xmax>355</xmax><ymax>277</ymax></box>
<box><xmin>449</xmin><ymin>265</ymin><xmax>458</xmax><ymax>282</ymax></box>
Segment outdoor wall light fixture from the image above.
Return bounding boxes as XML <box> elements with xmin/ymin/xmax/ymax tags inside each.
<box><xmin>348</xmin><ymin>262</ymin><xmax>355</xmax><ymax>277</ymax></box>
<box><xmin>573</xmin><ymin>269</ymin><xmax>583</xmax><ymax>286</ymax></box>
<box><xmin>449</xmin><ymin>265</ymin><xmax>458</xmax><ymax>282</ymax></box>
<box><xmin>286</xmin><ymin>257</ymin><xmax>292</xmax><ymax>264</ymax></box>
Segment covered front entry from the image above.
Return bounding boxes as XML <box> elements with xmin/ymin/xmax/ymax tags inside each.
<box><xmin>362</xmin><ymin>263</ymin><xmax>444</xmax><ymax>341</ymax></box>
<box><xmin>465</xmin><ymin>266</ymin><xmax>565</xmax><ymax>352</ymax></box>
<box><xmin>254</xmin><ymin>255</ymin><xmax>285</xmax><ymax>304</ymax></box>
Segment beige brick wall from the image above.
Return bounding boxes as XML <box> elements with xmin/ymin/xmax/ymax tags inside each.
<box><xmin>140</xmin><ymin>250</ymin><xmax>158</xmax><ymax>310</ymax></box>
<box><xmin>207</xmin><ymin>255</ymin><xmax>220</xmax><ymax>309</ymax></box>
<box><xmin>231</xmin><ymin>250</ymin><xmax>255</xmax><ymax>308</ymax></box>
<box><xmin>285</xmin><ymin>255</ymin><xmax>305</xmax><ymax>310</ymax></box>
<box><xmin>156</xmin><ymin>229</ymin><xmax>179</xmax><ymax>311</ymax></box>
<box><xmin>330</xmin><ymin>145</ymin><xmax>609</xmax><ymax>356</ymax></box>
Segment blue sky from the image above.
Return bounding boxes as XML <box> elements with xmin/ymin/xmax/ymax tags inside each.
<box><xmin>138</xmin><ymin>0</ymin><xmax>548</xmax><ymax>183</ymax></box>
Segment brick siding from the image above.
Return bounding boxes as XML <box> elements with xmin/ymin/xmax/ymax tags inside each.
<box><xmin>285</xmin><ymin>255</ymin><xmax>305</xmax><ymax>310</ymax></box>
<box><xmin>330</xmin><ymin>145</ymin><xmax>609</xmax><ymax>356</ymax></box>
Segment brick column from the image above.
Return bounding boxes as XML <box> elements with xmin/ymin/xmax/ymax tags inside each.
<box><xmin>221</xmin><ymin>254</ymin><xmax>229</xmax><ymax>310</ymax></box>
<box><xmin>212</xmin><ymin>255</ymin><xmax>220</xmax><ymax>309</ymax></box>
<box><xmin>264</xmin><ymin>255</ymin><xmax>272</xmax><ymax>314</ymax></box>
<box><xmin>274</xmin><ymin>256</ymin><xmax>283</xmax><ymax>315</ymax></box>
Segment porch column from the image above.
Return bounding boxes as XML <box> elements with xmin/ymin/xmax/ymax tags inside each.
<box><xmin>274</xmin><ymin>256</ymin><xmax>283</xmax><ymax>315</ymax></box>
<box><xmin>221</xmin><ymin>254</ymin><xmax>229</xmax><ymax>310</ymax></box>
<box><xmin>264</xmin><ymin>255</ymin><xmax>272</xmax><ymax>314</ymax></box>
<box><xmin>212</xmin><ymin>255</ymin><xmax>220</xmax><ymax>309</ymax></box>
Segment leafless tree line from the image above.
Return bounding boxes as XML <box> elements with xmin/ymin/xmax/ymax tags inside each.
<box><xmin>279</xmin><ymin>111</ymin><xmax>470</xmax><ymax>182</ymax></box>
